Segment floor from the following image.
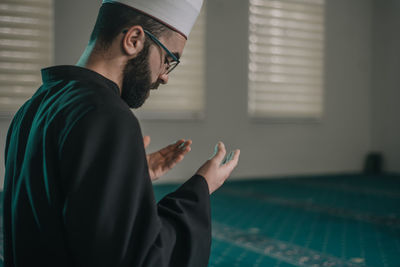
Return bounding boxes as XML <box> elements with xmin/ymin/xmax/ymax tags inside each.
<box><xmin>1</xmin><ymin>173</ymin><xmax>399</xmax><ymax>266</ymax></box>
<box><xmin>154</xmin><ymin>174</ymin><xmax>400</xmax><ymax>267</ymax></box>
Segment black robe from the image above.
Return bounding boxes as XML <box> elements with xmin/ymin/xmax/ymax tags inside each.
<box><xmin>3</xmin><ymin>65</ymin><xmax>211</xmax><ymax>267</ymax></box>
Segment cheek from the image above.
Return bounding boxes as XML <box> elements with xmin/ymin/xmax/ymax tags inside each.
<box><xmin>148</xmin><ymin>47</ymin><xmax>162</xmax><ymax>80</ymax></box>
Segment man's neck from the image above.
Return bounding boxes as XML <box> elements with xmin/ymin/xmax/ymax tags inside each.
<box><xmin>76</xmin><ymin>43</ymin><xmax>124</xmax><ymax>94</ymax></box>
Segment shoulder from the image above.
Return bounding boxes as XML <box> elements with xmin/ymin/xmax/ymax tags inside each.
<box><xmin>57</xmin><ymin>103</ymin><xmax>143</xmax><ymax>161</ymax></box>
<box><xmin>52</xmin><ymin>82</ymin><xmax>141</xmax><ymax>154</ymax></box>
<box><xmin>56</xmin><ymin>77</ymin><xmax>139</xmax><ymax>125</ymax></box>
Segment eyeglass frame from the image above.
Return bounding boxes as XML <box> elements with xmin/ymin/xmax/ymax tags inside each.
<box><xmin>122</xmin><ymin>28</ymin><xmax>180</xmax><ymax>74</ymax></box>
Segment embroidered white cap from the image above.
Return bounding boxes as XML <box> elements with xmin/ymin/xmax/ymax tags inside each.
<box><xmin>102</xmin><ymin>0</ymin><xmax>204</xmax><ymax>39</ymax></box>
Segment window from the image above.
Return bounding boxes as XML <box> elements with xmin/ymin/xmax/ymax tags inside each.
<box><xmin>135</xmin><ymin>6</ymin><xmax>206</xmax><ymax>120</ymax></box>
<box><xmin>0</xmin><ymin>0</ymin><xmax>53</xmax><ymax>116</ymax></box>
<box><xmin>248</xmin><ymin>0</ymin><xmax>325</xmax><ymax>120</ymax></box>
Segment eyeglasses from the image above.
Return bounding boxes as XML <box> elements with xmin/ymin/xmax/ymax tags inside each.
<box><xmin>122</xmin><ymin>29</ymin><xmax>180</xmax><ymax>74</ymax></box>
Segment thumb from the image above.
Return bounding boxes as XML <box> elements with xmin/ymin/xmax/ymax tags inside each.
<box><xmin>210</xmin><ymin>141</ymin><xmax>226</xmax><ymax>163</ymax></box>
<box><xmin>143</xmin><ymin>135</ymin><xmax>151</xmax><ymax>149</ymax></box>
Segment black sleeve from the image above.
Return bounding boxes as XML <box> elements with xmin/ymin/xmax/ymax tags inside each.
<box><xmin>59</xmin><ymin>107</ymin><xmax>211</xmax><ymax>267</ymax></box>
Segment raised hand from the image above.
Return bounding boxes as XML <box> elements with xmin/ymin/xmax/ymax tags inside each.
<box><xmin>195</xmin><ymin>141</ymin><xmax>240</xmax><ymax>194</ymax></box>
<box><xmin>144</xmin><ymin>136</ymin><xmax>192</xmax><ymax>181</ymax></box>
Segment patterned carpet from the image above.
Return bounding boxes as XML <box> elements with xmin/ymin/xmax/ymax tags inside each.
<box><xmin>154</xmin><ymin>174</ymin><xmax>400</xmax><ymax>267</ymax></box>
<box><xmin>1</xmin><ymin>173</ymin><xmax>399</xmax><ymax>266</ymax></box>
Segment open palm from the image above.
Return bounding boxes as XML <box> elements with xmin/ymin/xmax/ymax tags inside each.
<box><xmin>144</xmin><ymin>136</ymin><xmax>192</xmax><ymax>181</ymax></box>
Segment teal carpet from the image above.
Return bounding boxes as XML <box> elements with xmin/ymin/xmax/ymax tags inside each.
<box><xmin>1</xmin><ymin>174</ymin><xmax>399</xmax><ymax>266</ymax></box>
<box><xmin>154</xmin><ymin>174</ymin><xmax>400</xmax><ymax>267</ymax></box>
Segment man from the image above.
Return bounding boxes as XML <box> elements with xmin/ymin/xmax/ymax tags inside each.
<box><xmin>3</xmin><ymin>0</ymin><xmax>240</xmax><ymax>266</ymax></box>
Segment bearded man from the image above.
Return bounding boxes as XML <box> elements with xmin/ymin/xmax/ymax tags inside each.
<box><xmin>3</xmin><ymin>1</ymin><xmax>240</xmax><ymax>266</ymax></box>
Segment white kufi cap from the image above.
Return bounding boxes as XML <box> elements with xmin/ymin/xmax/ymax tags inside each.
<box><xmin>102</xmin><ymin>0</ymin><xmax>204</xmax><ymax>39</ymax></box>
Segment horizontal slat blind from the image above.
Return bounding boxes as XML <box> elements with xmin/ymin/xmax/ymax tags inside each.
<box><xmin>0</xmin><ymin>0</ymin><xmax>53</xmax><ymax>115</ymax></box>
<box><xmin>248</xmin><ymin>0</ymin><xmax>325</xmax><ymax>119</ymax></box>
<box><xmin>135</xmin><ymin>7</ymin><xmax>205</xmax><ymax>120</ymax></box>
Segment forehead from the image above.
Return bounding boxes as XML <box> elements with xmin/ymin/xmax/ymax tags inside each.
<box><xmin>158</xmin><ymin>31</ymin><xmax>187</xmax><ymax>58</ymax></box>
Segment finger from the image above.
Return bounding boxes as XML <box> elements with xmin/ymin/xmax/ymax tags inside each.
<box><xmin>171</xmin><ymin>139</ymin><xmax>191</xmax><ymax>153</ymax></box>
<box><xmin>227</xmin><ymin>151</ymin><xmax>235</xmax><ymax>162</ymax></box>
<box><xmin>163</xmin><ymin>140</ymin><xmax>190</xmax><ymax>156</ymax></box>
<box><xmin>227</xmin><ymin>151</ymin><xmax>234</xmax><ymax>162</ymax></box>
<box><xmin>159</xmin><ymin>139</ymin><xmax>185</xmax><ymax>156</ymax></box>
<box><xmin>143</xmin><ymin>136</ymin><xmax>151</xmax><ymax>149</ymax></box>
<box><xmin>211</xmin><ymin>141</ymin><xmax>226</xmax><ymax>164</ymax></box>
<box><xmin>164</xmin><ymin>140</ymin><xmax>192</xmax><ymax>162</ymax></box>
<box><xmin>177</xmin><ymin>141</ymin><xmax>186</xmax><ymax>149</ymax></box>
<box><xmin>221</xmin><ymin>152</ymin><xmax>228</xmax><ymax>165</ymax></box>
<box><xmin>208</xmin><ymin>142</ymin><xmax>219</xmax><ymax>160</ymax></box>
<box><xmin>222</xmin><ymin>151</ymin><xmax>234</xmax><ymax>165</ymax></box>
<box><xmin>175</xmin><ymin>140</ymin><xmax>192</xmax><ymax>154</ymax></box>
<box><xmin>178</xmin><ymin>144</ymin><xmax>191</xmax><ymax>154</ymax></box>
<box><xmin>174</xmin><ymin>139</ymin><xmax>185</xmax><ymax>147</ymax></box>
<box><xmin>225</xmin><ymin>149</ymin><xmax>240</xmax><ymax>169</ymax></box>
<box><xmin>169</xmin><ymin>143</ymin><xmax>191</xmax><ymax>163</ymax></box>
<box><xmin>178</xmin><ymin>139</ymin><xmax>192</xmax><ymax>152</ymax></box>
<box><xmin>183</xmin><ymin>139</ymin><xmax>192</xmax><ymax>149</ymax></box>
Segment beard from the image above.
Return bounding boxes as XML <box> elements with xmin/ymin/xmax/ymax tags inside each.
<box><xmin>121</xmin><ymin>41</ymin><xmax>159</xmax><ymax>109</ymax></box>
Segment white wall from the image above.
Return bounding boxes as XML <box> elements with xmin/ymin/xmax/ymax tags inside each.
<box><xmin>0</xmin><ymin>120</ymin><xmax>10</xmax><ymax>188</ymax></box>
<box><xmin>371</xmin><ymin>0</ymin><xmax>400</xmax><ymax>173</ymax></box>
<box><xmin>0</xmin><ymin>0</ymin><xmax>375</xmax><ymax>188</ymax></box>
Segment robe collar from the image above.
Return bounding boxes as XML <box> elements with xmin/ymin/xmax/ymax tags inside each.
<box><xmin>41</xmin><ymin>65</ymin><xmax>120</xmax><ymax>96</ymax></box>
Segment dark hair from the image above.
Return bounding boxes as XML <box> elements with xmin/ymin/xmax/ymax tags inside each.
<box><xmin>89</xmin><ymin>3</ymin><xmax>171</xmax><ymax>50</ymax></box>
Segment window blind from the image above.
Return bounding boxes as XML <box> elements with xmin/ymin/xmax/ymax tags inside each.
<box><xmin>0</xmin><ymin>0</ymin><xmax>53</xmax><ymax>116</ymax></box>
<box><xmin>135</xmin><ymin>7</ymin><xmax>206</xmax><ymax>120</ymax></box>
<box><xmin>248</xmin><ymin>0</ymin><xmax>325</xmax><ymax>120</ymax></box>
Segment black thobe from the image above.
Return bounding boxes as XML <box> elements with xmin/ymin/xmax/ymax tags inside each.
<box><xmin>3</xmin><ymin>66</ymin><xmax>211</xmax><ymax>267</ymax></box>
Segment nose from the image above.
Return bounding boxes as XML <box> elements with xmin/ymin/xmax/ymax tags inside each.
<box><xmin>158</xmin><ymin>72</ymin><xmax>169</xmax><ymax>85</ymax></box>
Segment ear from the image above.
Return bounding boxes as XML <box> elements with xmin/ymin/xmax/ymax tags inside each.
<box><xmin>121</xmin><ymin>25</ymin><xmax>145</xmax><ymax>57</ymax></box>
